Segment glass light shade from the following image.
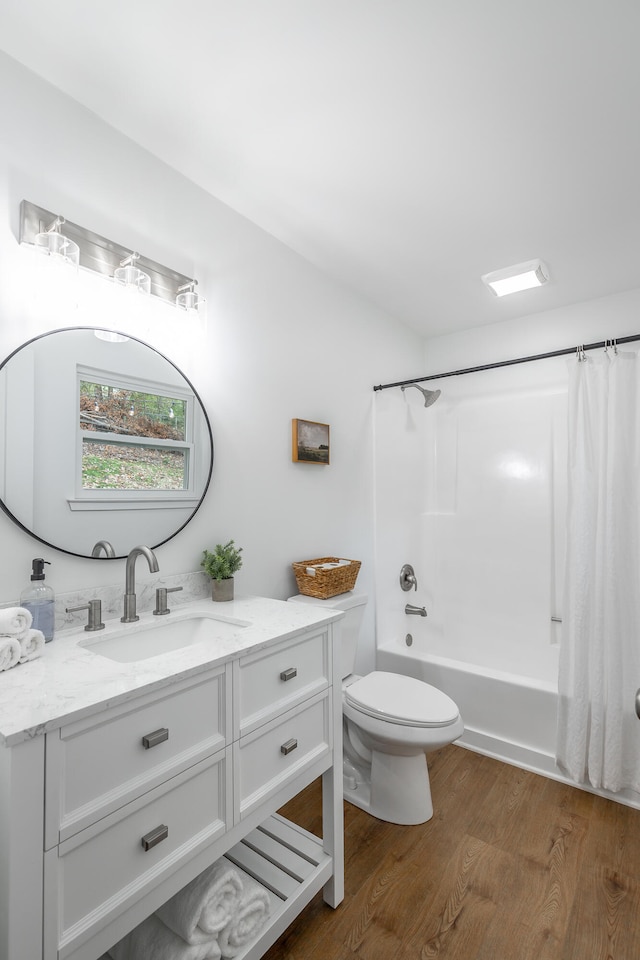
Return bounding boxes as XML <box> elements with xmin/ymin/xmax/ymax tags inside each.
<box><xmin>34</xmin><ymin>229</ymin><xmax>80</xmax><ymax>268</ymax></box>
<box><xmin>176</xmin><ymin>289</ymin><xmax>206</xmax><ymax>316</ymax></box>
<box><xmin>93</xmin><ymin>329</ymin><xmax>129</xmax><ymax>343</ymax></box>
<box><xmin>114</xmin><ymin>263</ymin><xmax>151</xmax><ymax>294</ymax></box>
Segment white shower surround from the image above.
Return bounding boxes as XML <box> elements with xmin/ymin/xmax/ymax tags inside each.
<box><xmin>373</xmin><ymin>345</ymin><xmax>640</xmax><ymax>810</ymax></box>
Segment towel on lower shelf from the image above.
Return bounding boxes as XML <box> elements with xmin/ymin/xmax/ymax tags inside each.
<box><xmin>109</xmin><ymin>913</ymin><xmax>221</xmax><ymax>960</ymax></box>
<box><xmin>217</xmin><ymin>870</ymin><xmax>271</xmax><ymax>958</ymax></box>
<box><xmin>18</xmin><ymin>628</ymin><xmax>45</xmax><ymax>663</ymax></box>
<box><xmin>0</xmin><ymin>637</ymin><xmax>20</xmax><ymax>672</ymax></box>
<box><xmin>155</xmin><ymin>859</ymin><xmax>243</xmax><ymax>944</ymax></box>
<box><xmin>0</xmin><ymin>606</ymin><xmax>32</xmax><ymax>639</ymax></box>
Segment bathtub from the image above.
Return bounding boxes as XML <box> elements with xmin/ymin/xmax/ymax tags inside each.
<box><xmin>377</xmin><ymin>636</ymin><xmax>640</xmax><ymax>809</ymax></box>
<box><xmin>377</xmin><ymin>635</ymin><xmax>561</xmax><ymax>781</ymax></box>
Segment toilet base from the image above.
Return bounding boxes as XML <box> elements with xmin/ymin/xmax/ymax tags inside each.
<box><xmin>343</xmin><ymin>750</ymin><xmax>434</xmax><ymax>825</ymax></box>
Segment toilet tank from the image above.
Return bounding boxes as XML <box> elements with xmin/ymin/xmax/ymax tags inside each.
<box><xmin>287</xmin><ymin>591</ymin><xmax>368</xmax><ymax>679</ymax></box>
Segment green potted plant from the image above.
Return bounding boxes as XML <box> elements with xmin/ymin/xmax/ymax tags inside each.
<box><xmin>201</xmin><ymin>540</ymin><xmax>243</xmax><ymax>602</ymax></box>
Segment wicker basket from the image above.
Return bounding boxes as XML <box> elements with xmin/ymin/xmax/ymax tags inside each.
<box><xmin>291</xmin><ymin>557</ymin><xmax>361</xmax><ymax>599</ymax></box>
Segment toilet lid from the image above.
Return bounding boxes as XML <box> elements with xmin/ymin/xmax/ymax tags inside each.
<box><xmin>344</xmin><ymin>671</ymin><xmax>459</xmax><ymax>727</ymax></box>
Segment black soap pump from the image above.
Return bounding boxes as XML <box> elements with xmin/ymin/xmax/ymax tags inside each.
<box><xmin>20</xmin><ymin>558</ymin><xmax>55</xmax><ymax>642</ymax></box>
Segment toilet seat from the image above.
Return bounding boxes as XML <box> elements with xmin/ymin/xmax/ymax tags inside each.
<box><xmin>344</xmin><ymin>671</ymin><xmax>459</xmax><ymax>728</ymax></box>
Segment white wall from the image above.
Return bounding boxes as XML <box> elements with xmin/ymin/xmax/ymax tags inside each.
<box><xmin>374</xmin><ymin>286</ymin><xmax>640</xmax><ymax>675</ymax></box>
<box><xmin>0</xmin><ymin>52</ymin><xmax>424</xmax><ymax>674</ymax></box>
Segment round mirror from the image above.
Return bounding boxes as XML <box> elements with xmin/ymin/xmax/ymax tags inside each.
<box><xmin>0</xmin><ymin>327</ymin><xmax>213</xmax><ymax>558</ymax></box>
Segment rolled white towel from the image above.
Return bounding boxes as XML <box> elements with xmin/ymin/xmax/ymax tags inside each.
<box><xmin>0</xmin><ymin>606</ymin><xmax>32</xmax><ymax>639</ymax></box>
<box><xmin>218</xmin><ymin>871</ymin><xmax>271</xmax><ymax>958</ymax></box>
<box><xmin>0</xmin><ymin>637</ymin><xmax>21</xmax><ymax>672</ymax></box>
<box><xmin>19</xmin><ymin>628</ymin><xmax>45</xmax><ymax>663</ymax></box>
<box><xmin>155</xmin><ymin>859</ymin><xmax>243</xmax><ymax>944</ymax></box>
<box><xmin>109</xmin><ymin>913</ymin><xmax>221</xmax><ymax>960</ymax></box>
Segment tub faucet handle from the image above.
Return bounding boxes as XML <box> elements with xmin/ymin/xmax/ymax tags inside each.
<box><xmin>400</xmin><ymin>563</ymin><xmax>418</xmax><ymax>592</ymax></box>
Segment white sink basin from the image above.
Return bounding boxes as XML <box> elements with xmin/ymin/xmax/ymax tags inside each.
<box><xmin>79</xmin><ymin>612</ymin><xmax>250</xmax><ymax>663</ymax></box>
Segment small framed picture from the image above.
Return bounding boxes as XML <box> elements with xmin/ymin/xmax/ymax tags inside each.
<box><xmin>292</xmin><ymin>419</ymin><xmax>330</xmax><ymax>465</ymax></box>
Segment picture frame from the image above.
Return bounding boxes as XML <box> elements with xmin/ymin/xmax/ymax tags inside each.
<box><xmin>292</xmin><ymin>418</ymin><xmax>330</xmax><ymax>465</ymax></box>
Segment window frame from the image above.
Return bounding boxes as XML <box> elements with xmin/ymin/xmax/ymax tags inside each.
<box><xmin>72</xmin><ymin>365</ymin><xmax>197</xmax><ymax>507</ymax></box>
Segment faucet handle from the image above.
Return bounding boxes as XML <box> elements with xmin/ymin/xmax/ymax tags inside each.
<box><xmin>66</xmin><ymin>599</ymin><xmax>105</xmax><ymax>632</ymax></box>
<box><xmin>153</xmin><ymin>586</ymin><xmax>183</xmax><ymax>616</ymax></box>
<box><xmin>399</xmin><ymin>564</ymin><xmax>418</xmax><ymax>592</ymax></box>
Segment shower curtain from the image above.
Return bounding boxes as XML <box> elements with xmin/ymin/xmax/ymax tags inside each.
<box><xmin>557</xmin><ymin>348</ymin><xmax>640</xmax><ymax>792</ymax></box>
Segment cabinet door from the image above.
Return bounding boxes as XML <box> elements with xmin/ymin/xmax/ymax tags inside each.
<box><xmin>46</xmin><ymin>665</ymin><xmax>229</xmax><ymax>845</ymax></box>
<box><xmin>44</xmin><ymin>748</ymin><xmax>230</xmax><ymax>960</ymax></box>
<box><xmin>236</xmin><ymin>629</ymin><xmax>330</xmax><ymax>736</ymax></box>
<box><xmin>234</xmin><ymin>691</ymin><xmax>331</xmax><ymax>820</ymax></box>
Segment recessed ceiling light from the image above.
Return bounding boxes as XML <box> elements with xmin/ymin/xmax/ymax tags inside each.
<box><xmin>482</xmin><ymin>259</ymin><xmax>549</xmax><ymax>297</ymax></box>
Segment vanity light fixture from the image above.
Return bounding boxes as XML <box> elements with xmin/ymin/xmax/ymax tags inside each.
<box><xmin>481</xmin><ymin>259</ymin><xmax>549</xmax><ymax>297</ymax></box>
<box><xmin>114</xmin><ymin>252</ymin><xmax>151</xmax><ymax>295</ymax></box>
<box><xmin>34</xmin><ymin>215</ymin><xmax>80</xmax><ymax>268</ymax></box>
<box><xmin>176</xmin><ymin>279</ymin><xmax>206</xmax><ymax>315</ymax></box>
<box><xmin>94</xmin><ymin>330</ymin><xmax>129</xmax><ymax>343</ymax></box>
<box><xmin>20</xmin><ymin>199</ymin><xmax>200</xmax><ymax>309</ymax></box>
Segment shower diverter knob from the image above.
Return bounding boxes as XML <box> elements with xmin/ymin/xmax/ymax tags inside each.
<box><xmin>399</xmin><ymin>564</ymin><xmax>418</xmax><ymax>592</ymax></box>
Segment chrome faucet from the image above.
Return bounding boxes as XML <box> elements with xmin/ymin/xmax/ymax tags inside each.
<box><xmin>405</xmin><ymin>603</ymin><xmax>427</xmax><ymax>617</ymax></box>
<box><xmin>121</xmin><ymin>545</ymin><xmax>160</xmax><ymax>622</ymax></box>
<box><xmin>91</xmin><ymin>539</ymin><xmax>116</xmax><ymax>558</ymax></box>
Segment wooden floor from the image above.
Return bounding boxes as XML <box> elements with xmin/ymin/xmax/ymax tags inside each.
<box><xmin>264</xmin><ymin>744</ymin><xmax>640</xmax><ymax>960</ymax></box>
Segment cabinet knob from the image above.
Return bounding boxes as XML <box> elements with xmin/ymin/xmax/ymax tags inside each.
<box><xmin>280</xmin><ymin>667</ymin><xmax>297</xmax><ymax>682</ymax></box>
<box><xmin>281</xmin><ymin>738</ymin><xmax>298</xmax><ymax>756</ymax></box>
<box><xmin>142</xmin><ymin>728</ymin><xmax>169</xmax><ymax>749</ymax></box>
<box><xmin>141</xmin><ymin>824</ymin><xmax>168</xmax><ymax>851</ymax></box>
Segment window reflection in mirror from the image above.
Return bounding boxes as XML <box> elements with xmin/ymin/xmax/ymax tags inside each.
<box><xmin>79</xmin><ymin>379</ymin><xmax>189</xmax><ymax>491</ymax></box>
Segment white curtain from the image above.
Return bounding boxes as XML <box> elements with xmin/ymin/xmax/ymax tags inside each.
<box><xmin>557</xmin><ymin>349</ymin><xmax>640</xmax><ymax>793</ymax></box>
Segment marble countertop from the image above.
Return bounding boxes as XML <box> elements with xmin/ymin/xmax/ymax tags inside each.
<box><xmin>0</xmin><ymin>595</ymin><xmax>342</xmax><ymax>747</ymax></box>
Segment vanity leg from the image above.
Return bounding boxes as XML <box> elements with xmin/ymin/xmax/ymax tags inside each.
<box><xmin>321</xmin><ymin>764</ymin><xmax>344</xmax><ymax>907</ymax></box>
<box><xmin>321</xmin><ymin>667</ymin><xmax>344</xmax><ymax>908</ymax></box>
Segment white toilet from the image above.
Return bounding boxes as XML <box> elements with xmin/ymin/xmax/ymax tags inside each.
<box><xmin>287</xmin><ymin>591</ymin><xmax>464</xmax><ymax>825</ymax></box>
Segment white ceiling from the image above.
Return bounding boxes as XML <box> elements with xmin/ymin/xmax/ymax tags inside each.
<box><xmin>1</xmin><ymin>0</ymin><xmax>639</xmax><ymax>338</ymax></box>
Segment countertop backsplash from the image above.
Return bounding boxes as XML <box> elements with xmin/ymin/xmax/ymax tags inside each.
<box><xmin>0</xmin><ymin>570</ymin><xmax>211</xmax><ymax>634</ymax></box>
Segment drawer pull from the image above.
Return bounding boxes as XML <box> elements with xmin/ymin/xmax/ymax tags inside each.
<box><xmin>142</xmin><ymin>728</ymin><xmax>169</xmax><ymax>749</ymax></box>
<box><xmin>281</xmin><ymin>738</ymin><xmax>298</xmax><ymax>756</ymax></box>
<box><xmin>280</xmin><ymin>667</ymin><xmax>297</xmax><ymax>682</ymax></box>
<box><xmin>141</xmin><ymin>824</ymin><xmax>169</xmax><ymax>851</ymax></box>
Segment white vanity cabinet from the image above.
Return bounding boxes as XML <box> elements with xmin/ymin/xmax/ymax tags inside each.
<box><xmin>0</xmin><ymin>601</ymin><xmax>343</xmax><ymax>960</ymax></box>
<box><xmin>43</xmin><ymin>667</ymin><xmax>232</xmax><ymax>960</ymax></box>
<box><xmin>234</xmin><ymin>627</ymin><xmax>332</xmax><ymax>821</ymax></box>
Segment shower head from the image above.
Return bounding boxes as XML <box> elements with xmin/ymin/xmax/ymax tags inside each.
<box><xmin>401</xmin><ymin>383</ymin><xmax>441</xmax><ymax>407</ymax></box>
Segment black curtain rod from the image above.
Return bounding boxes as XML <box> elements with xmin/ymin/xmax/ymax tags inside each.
<box><xmin>373</xmin><ymin>333</ymin><xmax>640</xmax><ymax>392</ymax></box>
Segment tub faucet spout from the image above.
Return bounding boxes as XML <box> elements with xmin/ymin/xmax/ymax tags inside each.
<box><xmin>405</xmin><ymin>603</ymin><xmax>427</xmax><ymax>617</ymax></box>
<box><xmin>121</xmin><ymin>545</ymin><xmax>160</xmax><ymax>623</ymax></box>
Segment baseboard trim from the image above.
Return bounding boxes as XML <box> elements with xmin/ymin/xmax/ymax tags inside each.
<box><xmin>456</xmin><ymin>727</ymin><xmax>640</xmax><ymax>811</ymax></box>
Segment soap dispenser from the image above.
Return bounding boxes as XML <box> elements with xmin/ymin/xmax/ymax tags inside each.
<box><xmin>21</xmin><ymin>558</ymin><xmax>55</xmax><ymax>642</ymax></box>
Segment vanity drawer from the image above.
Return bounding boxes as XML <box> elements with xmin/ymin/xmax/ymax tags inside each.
<box><xmin>46</xmin><ymin>665</ymin><xmax>229</xmax><ymax>845</ymax></box>
<box><xmin>236</xmin><ymin>629</ymin><xmax>330</xmax><ymax>735</ymax></box>
<box><xmin>44</xmin><ymin>749</ymin><xmax>230</xmax><ymax>960</ymax></box>
<box><xmin>235</xmin><ymin>690</ymin><xmax>331</xmax><ymax>820</ymax></box>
